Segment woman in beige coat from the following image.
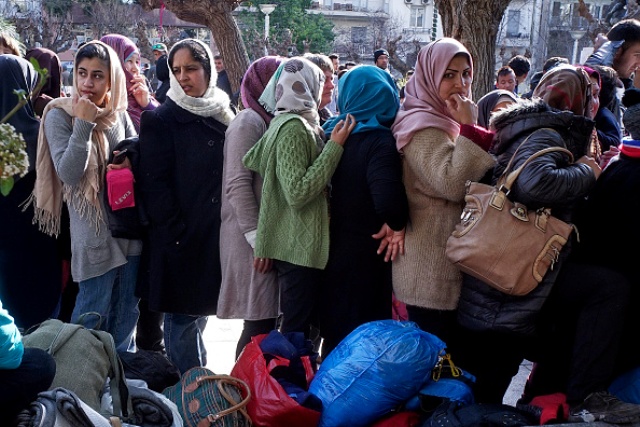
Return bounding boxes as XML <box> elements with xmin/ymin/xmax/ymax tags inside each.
<box><xmin>390</xmin><ymin>38</ymin><xmax>495</xmax><ymax>349</ymax></box>
<box><xmin>217</xmin><ymin>56</ymin><xmax>284</xmax><ymax>358</ymax></box>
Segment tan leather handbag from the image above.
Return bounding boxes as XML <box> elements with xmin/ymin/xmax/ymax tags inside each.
<box><xmin>445</xmin><ymin>142</ymin><xmax>575</xmax><ymax>296</ymax></box>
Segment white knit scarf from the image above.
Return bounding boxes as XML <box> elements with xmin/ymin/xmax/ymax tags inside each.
<box><xmin>165</xmin><ymin>39</ymin><xmax>235</xmax><ymax>125</ymax></box>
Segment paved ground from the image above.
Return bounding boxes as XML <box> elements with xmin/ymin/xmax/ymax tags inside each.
<box><xmin>202</xmin><ymin>317</ymin><xmax>611</xmax><ymax>426</ymax></box>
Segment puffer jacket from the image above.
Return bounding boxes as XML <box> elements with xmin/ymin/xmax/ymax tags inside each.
<box><xmin>457</xmin><ymin>99</ymin><xmax>598</xmax><ymax>335</ymax></box>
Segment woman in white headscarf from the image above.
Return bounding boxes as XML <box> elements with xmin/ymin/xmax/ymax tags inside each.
<box><xmin>29</xmin><ymin>41</ymin><xmax>139</xmax><ymax>352</ymax></box>
<box><xmin>137</xmin><ymin>39</ymin><xmax>235</xmax><ymax>374</ymax></box>
<box><xmin>242</xmin><ymin>57</ymin><xmax>355</xmax><ymax>339</ymax></box>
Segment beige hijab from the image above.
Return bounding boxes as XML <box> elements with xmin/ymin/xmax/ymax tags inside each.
<box><xmin>28</xmin><ymin>40</ymin><xmax>128</xmax><ymax>236</ymax></box>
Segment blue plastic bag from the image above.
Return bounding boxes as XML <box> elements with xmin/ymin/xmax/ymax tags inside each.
<box><xmin>610</xmin><ymin>366</ymin><xmax>640</xmax><ymax>404</ymax></box>
<box><xmin>309</xmin><ymin>320</ymin><xmax>446</xmax><ymax>427</ymax></box>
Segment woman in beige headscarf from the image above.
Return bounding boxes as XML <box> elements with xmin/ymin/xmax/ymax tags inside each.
<box><xmin>29</xmin><ymin>41</ymin><xmax>140</xmax><ymax>352</ymax></box>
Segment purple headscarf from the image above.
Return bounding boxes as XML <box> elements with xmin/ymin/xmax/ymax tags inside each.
<box><xmin>99</xmin><ymin>34</ymin><xmax>145</xmax><ymax>129</ymax></box>
<box><xmin>240</xmin><ymin>56</ymin><xmax>285</xmax><ymax>125</ymax></box>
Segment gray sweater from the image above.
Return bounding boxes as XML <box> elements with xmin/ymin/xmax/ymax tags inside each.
<box><xmin>44</xmin><ymin>108</ymin><xmax>142</xmax><ymax>282</ymax></box>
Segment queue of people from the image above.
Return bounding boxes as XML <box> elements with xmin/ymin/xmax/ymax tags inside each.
<box><xmin>3</xmin><ymin>21</ymin><xmax>640</xmax><ymax>425</ymax></box>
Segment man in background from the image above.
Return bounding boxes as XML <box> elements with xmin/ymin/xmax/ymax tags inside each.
<box><xmin>214</xmin><ymin>55</ymin><xmax>237</xmax><ymax>108</ymax></box>
<box><xmin>507</xmin><ymin>54</ymin><xmax>531</xmax><ymax>95</ymax></box>
<box><xmin>374</xmin><ymin>48</ymin><xmax>390</xmax><ymax>72</ymax></box>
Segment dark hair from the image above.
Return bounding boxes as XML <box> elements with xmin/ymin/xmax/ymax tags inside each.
<box><xmin>496</xmin><ymin>65</ymin><xmax>515</xmax><ymax>79</ymax></box>
<box><xmin>542</xmin><ymin>56</ymin><xmax>569</xmax><ymax>73</ymax></box>
<box><xmin>328</xmin><ymin>53</ymin><xmax>339</xmax><ymax>60</ymax></box>
<box><xmin>592</xmin><ymin>64</ymin><xmax>622</xmax><ymax>108</ymax></box>
<box><xmin>214</xmin><ymin>55</ymin><xmax>222</xmax><ymax>60</ymax></box>
<box><xmin>75</xmin><ymin>42</ymin><xmax>110</xmax><ymax>73</ymax></box>
<box><xmin>507</xmin><ymin>55</ymin><xmax>531</xmax><ymax>77</ymax></box>
<box><xmin>168</xmin><ymin>39</ymin><xmax>212</xmax><ymax>84</ymax></box>
<box><xmin>607</xmin><ymin>19</ymin><xmax>640</xmax><ymax>50</ymax></box>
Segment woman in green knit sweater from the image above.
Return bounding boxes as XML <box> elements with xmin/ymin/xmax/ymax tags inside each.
<box><xmin>243</xmin><ymin>57</ymin><xmax>355</xmax><ymax>337</ymax></box>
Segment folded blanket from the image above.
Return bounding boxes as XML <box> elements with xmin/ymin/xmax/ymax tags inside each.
<box><xmin>15</xmin><ymin>387</ymin><xmax>111</xmax><ymax>427</ymax></box>
<box><xmin>128</xmin><ymin>384</ymin><xmax>174</xmax><ymax>426</ymax></box>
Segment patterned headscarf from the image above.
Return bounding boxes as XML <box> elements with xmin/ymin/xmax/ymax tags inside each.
<box><xmin>240</xmin><ymin>55</ymin><xmax>285</xmax><ymax>125</ymax></box>
<box><xmin>391</xmin><ymin>38</ymin><xmax>473</xmax><ymax>152</ymax></box>
<box><xmin>477</xmin><ymin>89</ymin><xmax>519</xmax><ymax>129</ymax></box>
<box><xmin>29</xmin><ymin>41</ymin><xmax>128</xmax><ymax>236</ymax></box>
<box><xmin>533</xmin><ymin>64</ymin><xmax>593</xmax><ymax>117</ymax></box>
<box><xmin>323</xmin><ymin>65</ymin><xmax>399</xmax><ymax>136</ymax></box>
<box><xmin>24</xmin><ymin>47</ymin><xmax>64</xmax><ymax>117</ymax></box>
<box><xmin>258</xmin><ymin>57</ymin><xmax>325</xmax><ymax>129</ymax></box>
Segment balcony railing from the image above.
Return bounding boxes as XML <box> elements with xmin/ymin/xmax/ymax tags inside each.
<box><xmin>548</xmin><ymin>16</ymin><xmax>589</xmax><ymax>30</ymax></box>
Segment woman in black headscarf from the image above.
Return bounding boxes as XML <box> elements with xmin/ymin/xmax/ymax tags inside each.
<box><xmin>476</xmin><ymin>88</ymin><xmax>519</xmax><ymax>130</ymax></box>
<box><xmin>0</xmin><ymin>55</ymin><xmax>61</xmax><ymax>330</ymax></box>
<box><xmin>24</xmin><ymin>47</ymin><xmax>65</xmax><ymax>117</ymax></box>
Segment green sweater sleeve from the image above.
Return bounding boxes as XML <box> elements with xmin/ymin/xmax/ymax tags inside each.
<box><xmin>275</xmin><ymin>119</ymin><xmax>343</xmax><ymax>209</ymax></box>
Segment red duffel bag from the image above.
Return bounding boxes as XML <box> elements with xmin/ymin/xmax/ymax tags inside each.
<box><xmin>230</xmin><ymin>333</ymin><xmax>321</xmax><ymax>427</ymax></box>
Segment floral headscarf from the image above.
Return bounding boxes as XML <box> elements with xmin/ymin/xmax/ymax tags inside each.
<box><xmin>391</xmin><ymin>38</ymin><xmax>473</xmax><ymax>152</ymax></box>
<box><xmin>533</xmin><ymin>64</ymin><xmax>593</xmax><ymax>117</ymax></box>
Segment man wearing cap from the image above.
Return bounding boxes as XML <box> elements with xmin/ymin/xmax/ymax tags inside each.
<box><xmin>151</xmin><ymin>43</ymin><xmax>169</xmax><ymax>103</ymax></box>
<box><xmin>374</xmin><ymin>48</ymin><xmax>390</xmax><ymax>72</ymax></box>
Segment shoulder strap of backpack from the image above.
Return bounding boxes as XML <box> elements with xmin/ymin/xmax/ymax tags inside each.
<box><xmin>90</xmin><ymin>330</ymin><xmax>134</xmax><ymax>422</ymax></box>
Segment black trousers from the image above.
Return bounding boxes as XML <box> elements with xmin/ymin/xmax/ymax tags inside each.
<box><xmin>525</xmin><ymin>261</ymin><xmax>630</xmax><ymax>405</ymax></box>
<box><xmin>0</xmin><ymin>347</ymin><xmax>56</xmax><ymax>424</ymax></box>
<box><xmin>236</xmin><ymin>318</ymin><xmax>277</xmax><ymax>359</ymax></box>
<box><xmin>274</xmin><ymin>260</ymin><xmax>322</xmax><ymax>338</ymax></box>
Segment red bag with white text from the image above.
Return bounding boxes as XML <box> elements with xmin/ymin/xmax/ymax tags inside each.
<box><xmin>106</xmin><ymin>168</ymin><xmax>135</xmax><ymax>211</ymax></box>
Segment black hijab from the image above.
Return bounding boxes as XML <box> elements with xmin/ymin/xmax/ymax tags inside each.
<box><xmin>25</xmin><ymin>47</ymin><xmax>64</xmax><ymax>117</ymax></box>
<box><xmin>477</xmin><ymin>89</ymin><xmax>519</xmax><ymax>130</ymax></box>
<box><xmin>0</xmin><ymin>54</ymin><xmax>41</xmax><ymax>171</ymax></box>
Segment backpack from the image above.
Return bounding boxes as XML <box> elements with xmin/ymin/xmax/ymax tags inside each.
<box><xmin>21</xmin><ymin>315</ymin><xmax>134</xmax><ymax>423</ymax></box>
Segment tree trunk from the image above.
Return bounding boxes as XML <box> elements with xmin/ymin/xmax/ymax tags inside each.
<box><xmin>137</xmin><ymin>0</ymin><xmax>249</xmax><ymax>96</ymax></box>
<box><xmin>435</xmin><ymin>0</ymin><xmax>512</xmax><ymax>100</ymax></box>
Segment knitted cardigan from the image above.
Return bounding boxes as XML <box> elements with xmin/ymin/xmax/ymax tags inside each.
<box><xmin>392</xmin><ymin>127</ymin><xmax>495</xmax><ymax>310</ymax></box>
<box><xmin>242</xmin><ymin>113</ymin><xmax>343</xmax><ymax>269</ymax></box>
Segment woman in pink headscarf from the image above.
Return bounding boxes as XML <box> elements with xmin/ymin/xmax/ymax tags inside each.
<box><xmin>100</xmin><ymin>34</ymin><xmax>159</xmax><ymax>132</ymax></box>
<box><xmin>390</xmin><ymin>38</ymin><xmax>495</xmax><ymax>348</ymax></box>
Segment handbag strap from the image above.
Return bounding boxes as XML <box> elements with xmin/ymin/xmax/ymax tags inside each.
<box><xmin>181</xmin><ymin>373</ymin><xmax>252</xmax><ymax>427</ymax></box>
<box><xmin>497</xmin><ymin>128</ymin><xmax>574</xmax><ymax>194</ymax></box>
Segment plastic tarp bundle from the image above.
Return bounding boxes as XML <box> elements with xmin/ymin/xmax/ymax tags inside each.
<box><xmin>309</xmin><ymin>320</ymin><xmax>446</xmax><ymax>427</ymax></box>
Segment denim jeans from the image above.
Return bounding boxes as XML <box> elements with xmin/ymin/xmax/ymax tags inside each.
<box><xmin>72</xmin><ymin>256</ymin><xmax>140</xmax><ymax>352</ymax></box>
<box><xmin>164</xmin><ymin>313</ymin><xmax>208</xmax><ymax>374</ymax></box>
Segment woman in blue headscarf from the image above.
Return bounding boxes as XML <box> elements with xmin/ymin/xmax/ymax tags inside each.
<box><xmin>318</xmin><ymin>65</ymin><xmax>409</xmax><ymax>357</ymax></box>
